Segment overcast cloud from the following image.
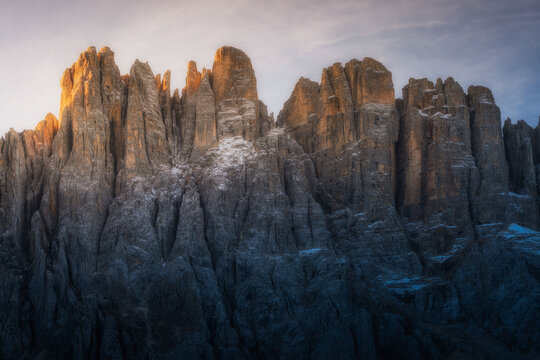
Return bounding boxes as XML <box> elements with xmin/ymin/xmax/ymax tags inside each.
<box><xmin>0</xmin><ymin>0</ymin><xmax>539</xmax><ymax>135</ymax></box>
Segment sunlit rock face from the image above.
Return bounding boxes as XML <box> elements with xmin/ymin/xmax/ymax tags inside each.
<box><xmin>278</xmin><ymin>59</ymin><xmax>399</xmax><ymax>216</ymax></box>
<box><xmin>118</xmin><ymin>58</ymin><xmax>171</xmax><ymax>191</ymax></box>
<box><xmin>0</xmin><ymin>46</ymin><xmax>539</xmax><ymax>360</ymax></box>
<box><xmin>193</xmin><ymin>73</ymin><xmax>217</xmax><ymax>155</ymax></box>
<box><xmin>212</xmin><ymin>46</ymin><xmax>271</xmax><ymax>142</ymax></box>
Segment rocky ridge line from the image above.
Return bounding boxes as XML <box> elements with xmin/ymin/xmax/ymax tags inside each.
<box><xmin>0</xmin><ymin>46</ymin><xmax>539</xmax><ymax>359</ymax></box>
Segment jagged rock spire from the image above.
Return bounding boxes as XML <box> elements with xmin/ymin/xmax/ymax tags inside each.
<box><xmin>1</xmin><ymin>45</ymin><xmax>539</xmax><ymax>360</ymax></box>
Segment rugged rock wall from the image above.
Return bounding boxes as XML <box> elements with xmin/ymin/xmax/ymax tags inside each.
<box><xmin>0</xmin><ymin>46</ymin><xmax>539</xmax><ymax>360</ymax></box>
<box><xmin>503</xmin><ymin>118</ymin><xmax>540</xmax><ymax>226</ymax></box>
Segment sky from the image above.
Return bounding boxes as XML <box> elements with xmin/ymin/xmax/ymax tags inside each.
<box><xmin>0</xmin><ymin>0</ymin><xmax>539</xmax><ymax>135</ymax></box>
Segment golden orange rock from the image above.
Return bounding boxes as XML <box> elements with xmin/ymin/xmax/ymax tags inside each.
<box><xmin>193</xmin><ymin>73</ymin><xmax>217</xmax><ymax>153</ymax></box>
<box><xmin>212</xmin><ymin>46</ymin><xmax>258</xmax><ymax>104</ymax></box>
<box><xmin>185</xmin><ymin>60</ymin><xmax>202</xmax><ymax>96</ymax></box>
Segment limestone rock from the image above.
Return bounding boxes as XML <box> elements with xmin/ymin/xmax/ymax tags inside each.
<box><xmin>277</xmin><ymin>77</ymin><xmax>320</xmax><ymax>152</ymax></box>
<box><xmin>212</xmin><ymin>46</ymin><xmax>258</xmax><ymax>103</ymax></box>
<box><xmin>213</xmin><ymin>47</ymin><xmax>262</xmax><ymax>142</ymax></box>
<box><xmin>185</xmin><ymin>60</ymin><xmax>202</xmax><ymax>97</ymax></box>
<box><xmin>0</xmin><ymin>130</ymin><xmax>27</xmax><ymax>250</ymax></box>
<box><xmin>468</xmin><ymin>86</ymin><xmax>510</xmax><ymax>224</ymax></box>
<box><xmin>468</xmin><ymin>86</ymin><xmax>508</xmax><ymax>191</ymax></box>
<box><xmin>278</xmin><ymin>77</ymin><xmax>320</xmax><ymax>128</ymax></box>
<box><xmin>503</xmin><ymin>119</ymin><xmax>537</xmax><ymax>197</ymax></box>
<box><xmin>345</xmin><ymin>57</ymin><xmax>395</xmax><ymax>108</ymax></box>
<box><xmin>257</xmin><ymin>99</ymin><xmax>274</xmax><ymax>136</ymax></box>
<box><xmin>397</xmin><ymin>77</ymin><xmax>479</xmax><ymax>259</ymax></box>
<box><xmin>98</xmin><ymin>47</ymin><xmax>127</xmax><ymax>172</ymax></box>
<box><xmin>534</xmin><ymin>119</ymin><xmax>540</xmax><ymax>200</ymax></box>
<box><xmin>179</xmin><ymin>61</ymin><xmax>202</xmax><ymax>156</ymax></box>
<box><xmin>193</xmin><ymin>73</ymin><xmax>217</xmax><ymax>155</ymax></box>
<box><xmin>279</xmin><ymin>60</ymin><xmax>400</xmax><ymax>221</ymax></box>
<box><xmin>280</xmin><ymin>59</ymin><xmax>396</xmax><ymax>156</ymax></box>
<box><xmin>0</xmin><ymin>46</ymin><xmax>539</xmax><ymax>360</ymax></box>
<box><xmin>325</xmin><ymin>63</ymin><xmax>353</xmax><ymax>114</ymax></box>
<box><xmin>47</xmin><ymin>46</ymin><xmax>116</xmax><ymax>290</ymax></box>
<box><xmin>21</xmin><ymin>114</ymin><xmax>59</xmax><ymax>234</ymax></box>
<box><xmin>171</xmin><ymin>88</ymin><xmax>183</xmax><ymax>152</ymax></box>
<box><xmin>118</xmin><ymin>59</ymin><xmax>170</xmax><ymax>190</ymax></box>
<box><xmin>534</xmin><ymin>117</ymin><xmax>540</xmax><ymax>163</ymax></box>
<box><xmin>157</xmin><ymin>70</ymin><xmax>178</xmax><ymax>154</ymax></box>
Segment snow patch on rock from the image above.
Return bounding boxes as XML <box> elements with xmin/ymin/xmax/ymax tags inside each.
<box><xmin>502</xmin><ymin>223</ymin><xmax>540</xmax><ymax>256</ymax></box>
<box><xmin>203</xmin><ymin>136</ymin><xmax>256</xmax><ymax>190</ymax></box>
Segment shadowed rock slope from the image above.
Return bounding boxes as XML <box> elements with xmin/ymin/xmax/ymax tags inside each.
<box><xmin>1</xmin><ymin>46</ymin><xmax>539</xmax><ymax>360</ymax></box>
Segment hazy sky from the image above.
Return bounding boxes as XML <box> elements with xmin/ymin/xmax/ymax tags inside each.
<box><xmin>1</xmin><ymin>0</ymin><xmax>539</xmax><ymax>135</ymax></box>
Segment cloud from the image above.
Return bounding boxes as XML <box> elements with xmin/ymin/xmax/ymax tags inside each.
<box><xmin>0</xmin><ymin>0</ymin><xmax>539</xmax><ymax>135</ymax></box>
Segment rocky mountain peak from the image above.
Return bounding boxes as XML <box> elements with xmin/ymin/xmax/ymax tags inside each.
<box><xmin>36</xmin><ymin>113</ymin><xmax>59</xmax><ymax>134</ymax></box>
<box><xmin>212</xmin><ymin>46</ymin><xmax>258</xmax><ymax>103</ymax></box>
<box><xmin>97</xmin><ymin>46</ymin><xmax>114</xmax><ymax>62</ymax></box>
<box><xmin>503</xmin><ymin>118</ymin><xmax>538</xmax><ymax>200</ymax></box>
<box><xmin>468</xmin><ymin>85</ymin><xmax>495</xmax><ymax>107</ymax></box>
<box><xmin>343</xmin><ymin>58</ymin><xmax>391</xmax><ymax>109</ymax></box>
<box><xmin>277</xmin><ymin>77</ymin><xmax>320</xmax><ymax>128</ymax></box>
<box><xmin>185</xmin><ymin>60</ymin><xmax>202</xmax><ymax>96</ymax></box>
<box><xmin>0</xmin><ymin>46</ymin><xmax>539</xmax><ymax>360</ymax></box>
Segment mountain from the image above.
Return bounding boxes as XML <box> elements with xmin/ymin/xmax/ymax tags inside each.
<box><xmin>0</xmin><ymin>46</ymin><xmax>539</xmax><ymax>360</ymax></box>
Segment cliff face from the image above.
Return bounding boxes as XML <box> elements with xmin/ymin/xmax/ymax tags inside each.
<box><xmin>1</xmin><ymin>47</ymin><xmax>539</xmax><ymax>360</ymax></box>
